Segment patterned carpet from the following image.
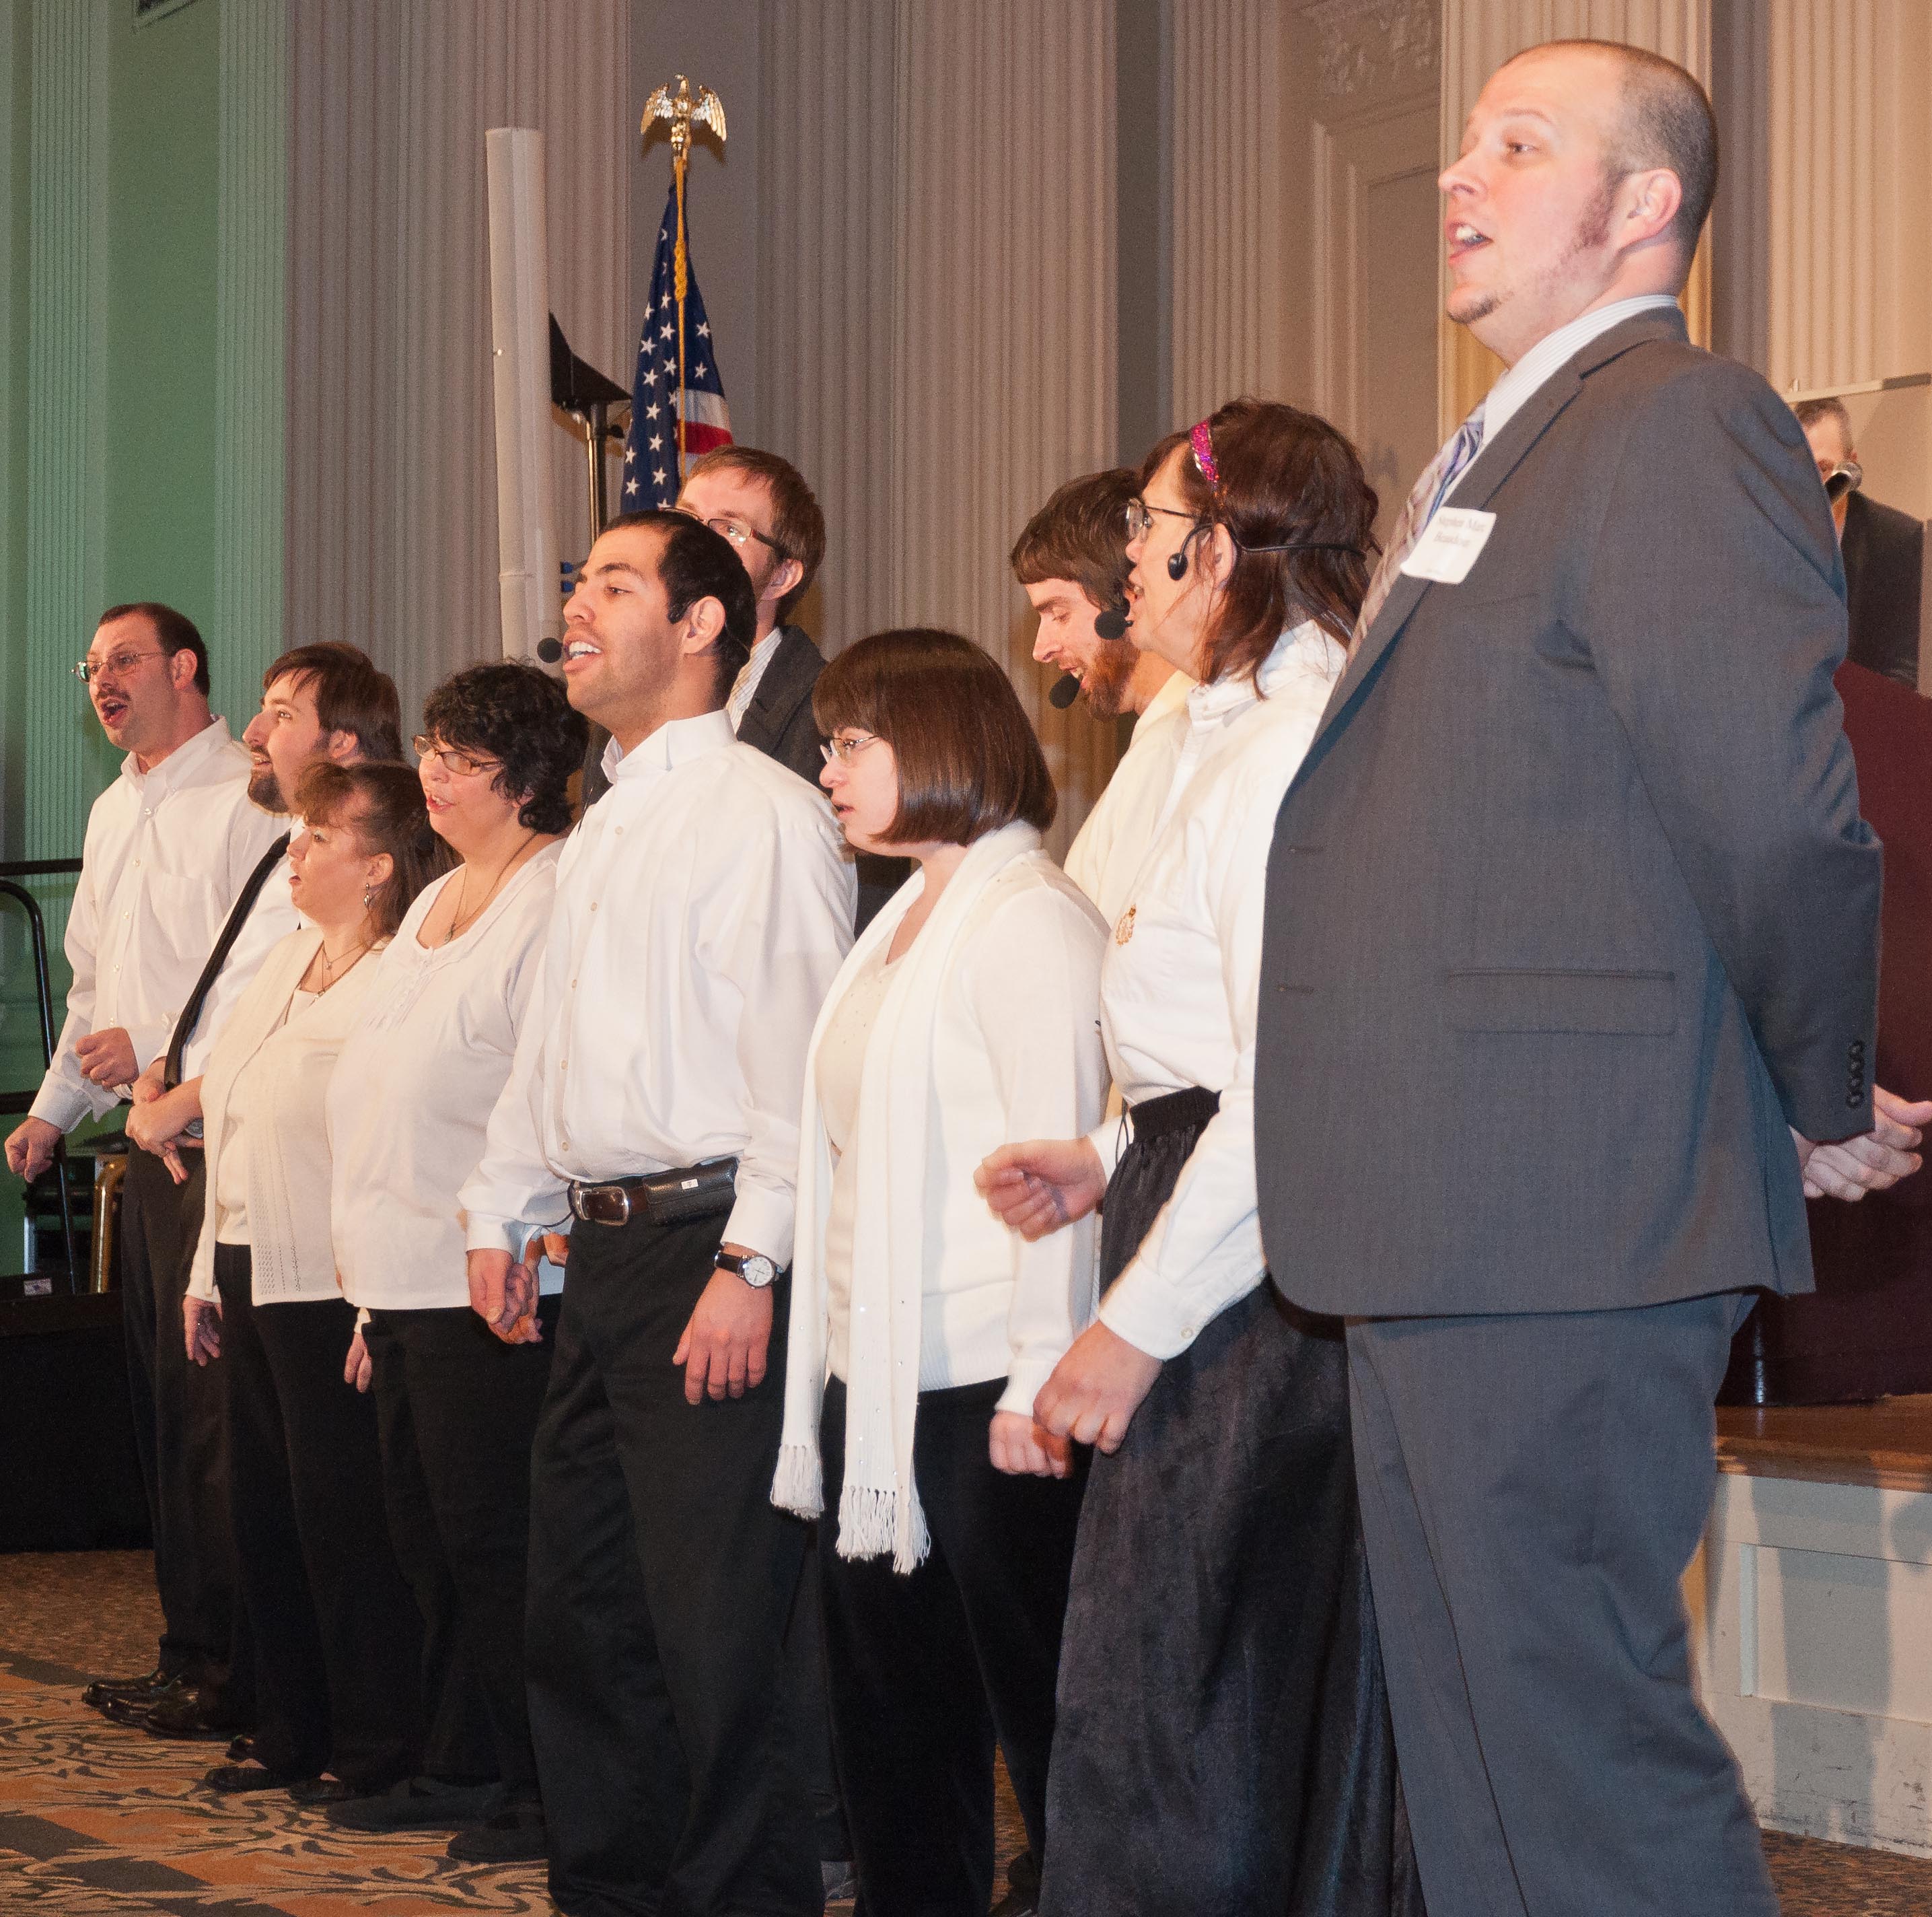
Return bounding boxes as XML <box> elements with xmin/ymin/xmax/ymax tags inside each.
<box><xmin>3</xmin><ymin>1551</ymin><xmax>1929</xmax><ymax>1914</ymax></box>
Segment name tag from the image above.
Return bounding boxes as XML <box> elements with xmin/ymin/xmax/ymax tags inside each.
<box><xmin>1399</xmin><ymin>507</ymin><xmax>1496</xmax><ymax>584</ymax></box>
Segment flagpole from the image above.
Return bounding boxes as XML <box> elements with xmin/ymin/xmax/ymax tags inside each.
<box><xmin>642</xmin><ymin>75</ymin><xmax>727</xmax><ymax>490</ymax></box>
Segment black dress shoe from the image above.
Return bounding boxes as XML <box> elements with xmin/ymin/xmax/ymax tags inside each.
<box><xmin>445</xmin><ymin>1805</ymin><xmax>548</xmax><ymax>1864</ymax></box>
<box><xmin>225</xmin><ymin>1734</ymin><xmax>256</xmax><ymax>1764</ymax></box>
<box><xmin>287</xmin><ymin>1776</ymin><xmax>383</xmax><ymax>1808</ymax></box>
<box><xmin>204</xmin><ymin>1762</ymin><xmax>317</xmax><ymax>1794</ymax></box>
<box><xmin>142</xmin><ymin>1684</ymin><xmax>234</xmax><ymax>1741</ymax></box>
<box><xmin>100</xmin><ymin>1673</ymin><xmax>201</xmax><ymax>1731</ymax></box>
<box><xmin>80</xmin><ymin>1666</ymin><xmax>173</xmax><ymax>1712</ymax></box>
<box><xmin>324</xmin><ymin>1776</ymin><xmax>497</xmax><ymax>1832</ymax></box>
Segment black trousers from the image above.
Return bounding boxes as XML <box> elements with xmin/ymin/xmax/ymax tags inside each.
<box><xmin>215</xmin><ymin>1247</ymin><xmax>423</xmax><ymax>1785</ymax></box>
<box><xmin>525</xmin><ymin>1210</ymin><xmax>818</xmax><ymax>1917</ymax></box>
<box><xmin>364</xmin><ymin>1297</ymin><xmax>560</xmax><ymax>1795</ymax></box>
<box><xmin>119</xmin><ymin>1146</ymin><xmax>235</xmax><ymax>1675</ymax></box>
<box><xmin>1348</xmin><ymin>1296</ymin><xmax>1774</xmax><ymax>1917</ymax></box>
<box><xmin>818</xmin><ymin>1375</ymin><xmax>1083</xmax><ymax>1917</ymax></box>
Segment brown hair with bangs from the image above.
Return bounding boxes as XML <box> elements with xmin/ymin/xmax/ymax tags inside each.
<box><xmin>294</xmin><ymin>761</ymin><xmax>453</xmax><ymax>937</ymax></box>
<box><xmin>1142</xmin><ymin>398</ymin><xmax>1378</xmax><ymax>687</ymax></box>
<box><xmin>814</xmin><ymin>629</ymin><xmax>1055</xmax><ymax>847</ymax></box>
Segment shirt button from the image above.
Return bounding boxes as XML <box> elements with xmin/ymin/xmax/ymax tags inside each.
<box><xmin>589</xmin><ymin>901</ymin><xmax>598</xmax><ymax>912</ymax></box>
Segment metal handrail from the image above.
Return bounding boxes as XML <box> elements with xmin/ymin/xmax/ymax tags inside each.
<box><xmin>0</xmin><ymin>858</ymin><xmax>82</xmax><ymax>878</ymax></box>
<box><xmin>1</xmin><ymin>878</ymin><xmax>81</xmax><ymax>1282</ymax></box>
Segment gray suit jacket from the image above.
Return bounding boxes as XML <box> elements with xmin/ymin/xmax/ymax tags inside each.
<box><xmin>1255</xmin><ymin>308</ymin><xmax>1882</xmax><ymax>1319</ymax></box>
<box><xmin>1840</xmin><ymin>489</ymin><xmax>1925</xmax><ymax>691</ymax></box>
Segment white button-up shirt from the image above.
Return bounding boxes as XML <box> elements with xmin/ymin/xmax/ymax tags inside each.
<box><xmin>31</xmin><ymin>718</ymin><xmax>287</xmax><ymax>1130</ymax></box>
<box><xmin>460</xmin><ymin>711</ymin><xmax>856</xmax><ymax>1266</ymax></box>
<box><xmin>1092</xmin><ymin>623</ymin><xmax>1346</xmax><ymax>1360</ymax></box>
<box><xmin>1063</xmin><ymin>667</ymin><xmax>1193</xmax><ymax>930</ymax></box>
<box><xmin>331</xmin><ymin>845</ymin><xmax>563</xmax><ymax>1311</ymax></box>
<box><xmin>727</xmin><ymin>627</ymin><xmax>786</xmax><ymax>731</ymax></box>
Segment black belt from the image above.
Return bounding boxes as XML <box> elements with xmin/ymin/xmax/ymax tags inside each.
<box><xmin>1127</xmin><ymin>1086</ymin><xmax>1221</xmax><ymax>1141</ymax></box>
<box><xmin>567</xmin><ymin>1156</ymin><xmax>738</xmax><ymax>1228</ymax></box>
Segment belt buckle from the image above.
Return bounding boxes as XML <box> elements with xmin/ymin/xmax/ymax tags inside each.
<box><xmin>570</xmin><ymin>1183</ymin><xmax>632</xmax><ymax>1227</ymax></box>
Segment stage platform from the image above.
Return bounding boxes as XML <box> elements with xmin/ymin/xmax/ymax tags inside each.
<box><xmin>1694</xmin><ymin>1395</ymin><xmax>1932</xmax><ymax>1860</ymax></box>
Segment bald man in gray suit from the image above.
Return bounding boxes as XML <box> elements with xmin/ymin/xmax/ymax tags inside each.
<box><xmin>1254</xmin><ymin>41</ymin><xmax>1928</xmax><ymax>1917</ymax></box>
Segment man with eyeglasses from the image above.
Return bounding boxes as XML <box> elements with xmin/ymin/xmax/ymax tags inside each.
<box><xmin>96</xmin><ymin>643</ymin><xmax>402</xmax><ymax>1748</ymax></box>
<box><xmin>5</xmin><ymin>602</ymin><xmax>285</xmax><ymax>1720</ymax></box>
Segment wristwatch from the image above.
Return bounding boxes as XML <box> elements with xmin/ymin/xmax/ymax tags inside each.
<box><xmin>715</xmin><ymin>1249</ymin><xmax>777</xmax><ymax>1290</ymax></box>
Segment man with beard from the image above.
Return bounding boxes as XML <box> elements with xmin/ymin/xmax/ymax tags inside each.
<box><xmin>5</xmin><ymin>605</ymin><xmax>285</xmax><ymax>1727</ymax></box>
<box><xmin>108</xmin><ymin>643</ymin><xmax>402</xmax><ymax>1743</ymax></box>
<box><xmin>1013</xmin><ymin>468</ymin><xmax>1192</xmax><ymax>928</ymax></box>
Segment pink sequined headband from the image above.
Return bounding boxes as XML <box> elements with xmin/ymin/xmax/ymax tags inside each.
<box><xmin>1188</xmin><ymin>419</ymin><xmax>1221</xmax><ymax>491</ymax></box>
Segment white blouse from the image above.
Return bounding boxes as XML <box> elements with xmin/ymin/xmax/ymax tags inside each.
<box><xmin>1094</xmin><ymin>622</ymin><xmax>1346</xmax><ymax>1362</ymax></box>
<box><xmin>329</xmin><ymin>846</ymin><xmax>563</xmax><ymax>1312</ymax></box>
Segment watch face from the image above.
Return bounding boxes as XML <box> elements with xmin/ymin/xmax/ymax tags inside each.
<box><xmin>744</xmin><ymin>1255</ymin><xmax>777</xmax><ymax>1288</ymax></box>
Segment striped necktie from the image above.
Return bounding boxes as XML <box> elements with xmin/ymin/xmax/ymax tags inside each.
<box><xmin>1353</xmin><ymin>403</ymin><xmax>1487</xmax><ymax>648</ymax></box>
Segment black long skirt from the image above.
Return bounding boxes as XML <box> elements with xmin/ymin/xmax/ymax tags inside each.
<box><xmin>1041</xmin><ymin>1088</ymin><xmax>1424</xmax><ymax>1917</ymax></box>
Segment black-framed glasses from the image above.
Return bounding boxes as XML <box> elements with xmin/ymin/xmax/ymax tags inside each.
<box><xmin>820</xmin><ymin>732</ymin><xmax>881</xmax><ymax>766</ymax></box>
<box><xmin>413</xmin><ymin>735</ymin><xmax>504</xmax><ymax>777</ymax></box>
<box><xmin>1125</xmin><ymin>498</ymin><xmax>1202</xmax><ymax>542</ymax></box>
<box><xmin>73</xmin><ymin>648</ymin><xmax>166</xmax><ymax>685</ymax></box>
<box><xmin>675</xmin><ymin>506</ymin><xmax>789</xmax><ymax>559</ymax></box>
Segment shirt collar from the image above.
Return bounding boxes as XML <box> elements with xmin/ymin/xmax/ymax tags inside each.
<box><xmin>604</xmin><ymin>707</ymin><xmax>736</xmax><ymax>783</ymax></box>
<box><xmin>1480</xmin><ymin>294</ymin><xmax>1681</xmax><ymax>445</ymax></box>
<box><xmin>120</xmin><ymin>716</ymin><xmax>231</xmax><ymax>794</ymax></box>
<box><xmin>1187</xmin><ymin>621</ymin><xmax>1338</xmax><ymax>728</ymax></box>
<box><xmin>1140</xmin><ymin>668</ymin><xmax>1194</xmax><ymax>728</ymax></box>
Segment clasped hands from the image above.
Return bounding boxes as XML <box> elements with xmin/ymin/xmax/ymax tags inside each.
<box><xmin>125</xmin><ymin>1065</ymin><xmax>200</xmax><ymax>1185</ymax></box>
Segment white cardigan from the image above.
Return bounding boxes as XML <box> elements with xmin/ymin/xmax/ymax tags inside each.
<box><xmin>775</xmin><ymin>821</ymin><xmax>1108</xmax><ymax>1569</ymax></box>
<box><xmin>188</xmin><ymin>927</ymin><xmax>387</xmax><ymax>1306</ymax></box>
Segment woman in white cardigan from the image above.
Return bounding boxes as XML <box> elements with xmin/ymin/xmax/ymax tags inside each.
<box><xmin>183</xmin><ymin>761</ymin><xmax>448</xmax><ymax>1805</ymax></box>
<box><xmin>773</xmin><ymin>629</ymin><xmax>1107</xmax><ymax>1917</ymax></box>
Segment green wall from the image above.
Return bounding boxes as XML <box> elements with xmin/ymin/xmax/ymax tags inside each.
<box><xmin>1</xmin><ymin>0</ymin><xmax>250</xmax><ymax>1265</ymax></box>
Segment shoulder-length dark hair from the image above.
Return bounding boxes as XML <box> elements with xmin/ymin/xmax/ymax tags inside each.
<box><xmin>814</xmin><ymin>629</ymin><xmax>1055</xmax><ymax>847</ymax></box>
<box><xmin>1142</xmin><ymin>398</ymin><xmax>1378</xmax><ymax>686</ymax></box>
<box><xmin>422</xmin><ymin>661</ymin><xmax>587</xmax><ymax>835</ymax></box>
<box><xmin>295</xmin><ymin>761</ymin><xmax>453</xmax><ymax>937</ymax></box>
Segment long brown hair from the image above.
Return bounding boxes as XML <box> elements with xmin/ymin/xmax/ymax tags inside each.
<box><xmin>1142</xmin><ymin>398</ymin><xmax>1378</xmax><ymax>687</ymax></box>
<box><xmin>294</xmin><ymin>761</ymin><xmax>452</xmax><ymax>936</ymax></box>
<box><xmin>814</xmin><ymin>629</ymin><xmax>1055</xmax><ymax>846</ymax></box>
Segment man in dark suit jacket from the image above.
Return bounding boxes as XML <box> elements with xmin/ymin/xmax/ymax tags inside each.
<box><xmin>1797</xmin><ymin>396</ymin><xmax>1925</xmax><ymax>690</ymax></box>
<box><xmin>1254</xmin><ymin>43</ymin><xmax>1927</xmax><ymax>1917</ymax></box>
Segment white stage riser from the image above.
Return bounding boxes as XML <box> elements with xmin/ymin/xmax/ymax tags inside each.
<box><xmin>1689</xmin><ymin>1471</ymin><xmax>1932</xmax><ymax>1859</ymax></box>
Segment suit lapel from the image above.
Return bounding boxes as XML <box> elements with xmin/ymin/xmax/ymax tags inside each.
<box><xmin>1302</xmin><ymin>308</ymin><xmax>1687</xmax><ymax>767</ymax></box>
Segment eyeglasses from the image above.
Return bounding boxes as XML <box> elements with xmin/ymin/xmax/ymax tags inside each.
<box><xmin>73</xmin><ymin>648</ymin><xmax>166</xmax><ymax>685</ymax></box>
<box><xmin>820</xmin><ymin>732</ymin><xmax>881</xmax><ymax>766</ymax></box>
<box><xmin>413</xmin><ymin>735</ymin><xmax>504</xmax><ymax>777</ymax></box>
<box><xmin>1124</xmin><ymin>499</ymin><xmax>1202</xmax><ymax>543</ymax></box>
<box><xmin>674</xmin><ymin>507</ymin><xmax>789</xmax><ymax>559</ymax></box>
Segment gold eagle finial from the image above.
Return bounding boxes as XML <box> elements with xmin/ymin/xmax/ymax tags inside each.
<box><xmin>643</xmin><ymin>75</ymin><xmax>727</xmax><ymax>160</ymax></box>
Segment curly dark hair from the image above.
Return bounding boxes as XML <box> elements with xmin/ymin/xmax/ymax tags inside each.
<box><xmin>421</xmin><ymin>660</ymin><xmax>589</xmax><ymax>835</ymax></box>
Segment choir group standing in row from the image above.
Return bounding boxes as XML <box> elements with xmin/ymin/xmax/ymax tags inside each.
<box><xmin>11</xmin><ymin>39</ymin><xmax>1931</xmax><ymax>1917</ymax></box>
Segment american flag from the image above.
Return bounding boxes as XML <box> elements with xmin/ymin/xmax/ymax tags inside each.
<box><xmin>620</xmin><ymin>180</ymin><xmax>732</xmax><ymax>510</ymax></box>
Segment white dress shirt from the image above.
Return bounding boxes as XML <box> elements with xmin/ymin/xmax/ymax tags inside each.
<box><xmin>1093</xmin><ymin>623</ymin><xmax>1347</xmax><ymax>1362</ymax></box>
<box><xmin>1063</xmin><ymin>668</ymin><xmax>1194</xmax><ymax>930</ymax></box>
<box><xmin>31</xmin><ymin>718</ymin><xmax>287</xmax><ymax>1130</ymax></box>
<box><xmin>460</xmin><ymin>710</ymin><xmax>857</xmax><ymax>1266</ymax></box>
<box><xmin>176</xmin><ymin>853</ymin><xmax>303</xmax><ymax>1085</ymax></box>
<box><xmin>727</xmin><ymin>628</ymin><xmax>787</xmax><ymax>731</ymax></box>
<box><xmin>330</xmin><ymin>845</ymin><xmax>563</xmax><ymax>1311</ymax></box>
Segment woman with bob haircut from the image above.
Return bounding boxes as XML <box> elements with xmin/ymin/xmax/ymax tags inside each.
<box><xmin>182</xmin><ymin>760</ymin><xmax>447</xmax><ymax>1805</ymax></box>
<box><xmin>980</xmin><ymin>400</ymin><xmax>1423</xmax><ymax>1915</ymax></box>
<box><xmin>773</xmin><ymin>628</ymin><xmax>1108</xmax><ymax>1917</ymax></box>
<box><xmin>322</xmin><ymin>660</ymin><xmax>585</xmax><ymax>1862</ymax></box>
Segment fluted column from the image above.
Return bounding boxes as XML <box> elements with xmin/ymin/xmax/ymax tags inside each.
<box><xmin>1437</xmin><ymin>1</ymin><xmax>1712</xmax><ymax>431</ymax></box>
<box><xmin>285</xmin><ymin>0</ymin><xmax>631</xmax><ymax>732</ymax></box>
<box><xmin>213</xmin><ymin>0</ymin><xmax>287</xmax><ymax>701</ymax></box>
<box><xmin>24</xmin><ymin>0</ymin><xmax>110</xmax><ymax>858</ymax></box>
<box><xmin>1168</xmin><ymin>0</ymin><xmax>1287</xmax><ymax>427</ymax></box>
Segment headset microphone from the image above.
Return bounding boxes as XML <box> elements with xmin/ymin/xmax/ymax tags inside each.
<box><xmin>536</xmin><ymin>637</ymin><xmax>564</xmax><ymax>664</ymax></box>
<box><xmin>1094</xmin><ymin>600</ymin><xmax>1130</xmax><ymax>640</ymax></box>
<box><xmin>1048</xmin><ymin>672</ymin><xmax>1081</xmax><ymax>710</ymax></box>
